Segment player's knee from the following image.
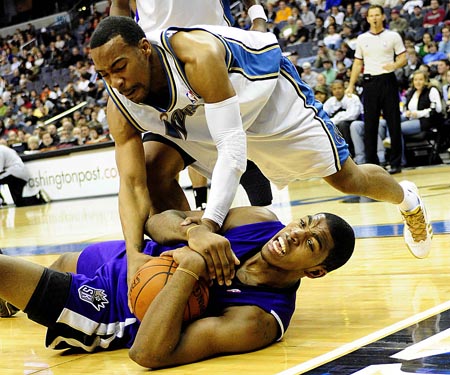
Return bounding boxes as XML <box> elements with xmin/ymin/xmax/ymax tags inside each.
<box><xmin>49</xmin><ymin>252</ymin><xmax>79</xmax><ymax>272</ymax></box>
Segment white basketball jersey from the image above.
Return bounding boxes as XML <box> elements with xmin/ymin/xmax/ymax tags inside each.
<box><xmin>135</xmin><ymin>0</ymin><xmax>234</xmax><ymax>32</ymax></box>
<box><xmin>107</xmin><ymin>26</ymin><xmax>345</xmax><ymax>189</ymax></box>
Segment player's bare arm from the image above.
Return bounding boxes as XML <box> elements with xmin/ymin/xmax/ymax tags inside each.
<box><xmin>243</xmin><ymin>0</ymin><xmax>268</xmax><ymax>32</ymax></box>
<box><xmin>107</xmin><ymin>100</ymin><xmax>153</xmax><ymax>287</ymax></box>
<box><xmin>130</xmin><ymin>247</ymin><xmax>278</xmax><ymax>369</ymax></box>
<box><xmin>109</xmin><ymin>0</ymin><xmax>134</xmax><ymax>16</ymax></box>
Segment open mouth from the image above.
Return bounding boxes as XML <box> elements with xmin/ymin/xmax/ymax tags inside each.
<box><xmin>269</xmin><ymin>235</ymin><xmax>288</xmax><ymax>256</ymax></box>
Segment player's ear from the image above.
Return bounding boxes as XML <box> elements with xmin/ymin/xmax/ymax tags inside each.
<box><xmin>304</xmin><ymin>266</ymin><xmax>327</xmax><ymax>279</ymax></box>
<box><xmin>139</xmin><ymin>38</ymin><xmax>151</xmax><ymax>56</ymax></box>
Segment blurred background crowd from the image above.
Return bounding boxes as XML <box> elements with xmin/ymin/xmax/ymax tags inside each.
<box><xmin>0</xmin><ymin>0</ymin><xmax>449</xmax><ymax>167</ymax></box>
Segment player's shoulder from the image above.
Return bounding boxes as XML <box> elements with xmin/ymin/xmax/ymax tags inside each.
<box><xmin>221</xmin><ymin>207</ymin><xmax>279</xmax><ymax>232</ymax></box>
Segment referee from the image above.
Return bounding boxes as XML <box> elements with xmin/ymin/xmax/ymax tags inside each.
<box><xmin>346</xmin><ymin>4</ymin><xmax>406</xmax><ymax>174</ymax></box>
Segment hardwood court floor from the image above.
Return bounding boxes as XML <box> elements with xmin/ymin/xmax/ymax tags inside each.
<box><xmin>1</xmin><ymin>164</ymin><xmax>450</xmax><ymax>375</ymax></box>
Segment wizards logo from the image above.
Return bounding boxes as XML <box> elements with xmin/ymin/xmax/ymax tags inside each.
<box><xmin>78</xmin><ymin>285</ymin><xmax>109</xmax><ymax>311</ymax></box>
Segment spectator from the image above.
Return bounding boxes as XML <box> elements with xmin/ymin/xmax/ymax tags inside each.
<box><xmin>301</xmin><ymin>61</ymin><xmax>319</xmax><ymax>87</ymax></box>
<box><xmin>321</xmin><ymin>59</ymin><xmax>338</xmax><ymax>85</ymax></box>
<box><xmin>314</xmin><ymin>41</ymin><xmax>334</xmax><ymax>69</ymax></box>
<box><xmin>314</xmin><ymin>84</ymin><xmax>329</xmax><ymax>103</ymax></box>
<box><xmin>407</xmin><ymin>5</ymin><xmax>425</xmax><ymax>41</ymax></box>
<box><xmin>311</xmin><ymin>15</ymin><xmax>326</xmax><ymax>42</ymax></box>
<box><xmin>274</xmin><ymin>1</ymin><xmax>292</xmax><ymax>25</ymax></box>
<box><xmin>389</xmin><ymin>9</ymin><xmax>408</xmax><ymax>34</ymax></box>
<box><xmin>293</xmin><ymin>19</ymin><xmax>310</xmax><ymax>43</ymax></box>
<box><xmin>401</xmin><ymin>70</ymin><xmax>444</xmax><ymax>139</ymax></box>
<box><xmin>39</xmin><ymin>131</ymin><xmax>58</xmax><ymax>151</ymax></box>
<box><xmin>323</xmin><ymin>24</ymin><xmax>342</xmax><ymax>50</ymax></box>
<box><xmin>299</xmin><ymin>2</ymin><xmax>316</xmax><ymax>26</ymax></box>
<box><xmin>0</xmin><ymin>144</ymin><xmax>49</xmax><ymax>206</ymax></box>
<box><xmin>350</xmin><ymin>119</ymin><xmax>388</xmax><ymax>165</ymax></box>
<box><xmin>417</xmin><ymin>32</ymin><xmax>433</xmax><ymax>58</ymax></box>
<box><xmin>423</xmin><ymin>0</ymin><xmax>445</xmax><ymax>35</ymax></box>
<box><xmin>422</xmin><ymin>41</ymin><xmax>447</xmax><ymax>65</ymax></box>
<box><xmin>438</xmin><ymin>25</ymin><xmax>450</xmax><ymax>56</ymax></box>
<box><xmin>24</xmin><ymin>135</ymin><xmax>40</xmax><ymax>154</ymax></box>
<box><xmin>323</xmin><ymin>80</ymin><xmax>363</xmax><ymax>155</ymax></box>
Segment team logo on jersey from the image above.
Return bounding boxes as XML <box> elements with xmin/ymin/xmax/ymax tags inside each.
<box><xmin>78</xmin><ymin>285</ymin><xmax>109</xmax><ymax>311</ymax></box>
<box><xmin>186</xmin><ymin>90</ymin><xmax>199</xmax><ymax>104</ymax></box>
<box><xmin>160</xmin><ymin>104</ymin><xmax>200</xmax><ymax>139</ymax></box>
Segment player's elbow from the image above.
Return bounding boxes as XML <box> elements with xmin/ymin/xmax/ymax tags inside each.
<box><xmin>129</xmin><ymin>345</ymin><xmax>169</xmax><ymax>369</ymax></box>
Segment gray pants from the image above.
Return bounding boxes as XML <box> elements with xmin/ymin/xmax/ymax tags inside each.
<box><xmin>350</xmin><ymin>119</ymin><xmax>387</xmax><ymax>165</ymax></box>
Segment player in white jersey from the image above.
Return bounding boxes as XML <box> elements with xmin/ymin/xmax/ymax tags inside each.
<box><xmin>90</xmin><ymin>17</ymin><xmax>433</xmax><ymax>292</ymax></box>
<box><xmin>109</xmin><ymin>0</ymin><xmax>271</xmax><ymax>211</ymax></box>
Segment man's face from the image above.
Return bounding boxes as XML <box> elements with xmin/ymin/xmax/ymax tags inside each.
<box><xmin>260</xmin><ymin>214</ymin><xmax>333</xmax><ymax>271</ymax></box>
<box><xmin>367</xmin><ymin>8</ymin><xmax>385</xmax><ymax>29</ymax></box>
<box><xmin>331</xmin><ymin>83</ymin><xmax>345</xmax><ymax>100</ymax></box>
<box><xmin>91</xmin><ymin>36</ymin><xmax>152</xmax><ymax>103</ymax></box>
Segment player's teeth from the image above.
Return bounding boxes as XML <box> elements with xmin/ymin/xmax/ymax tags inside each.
<box><xmin>278</xmin><ymin>237</ymin><xmax>286</xmax><ymax>255</ymax></box>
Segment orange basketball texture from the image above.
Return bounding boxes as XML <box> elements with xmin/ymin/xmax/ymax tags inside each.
<box><xmin>129</xmin><ymin>256</ymin><xmax>209</xmax><ymax>322</ymax></box>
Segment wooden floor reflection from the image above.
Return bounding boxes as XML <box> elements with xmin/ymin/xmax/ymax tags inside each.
<box><xmin>1</xmin><ymin>164</ymin><xmax>450</xmax><ymax>374</ymax></box>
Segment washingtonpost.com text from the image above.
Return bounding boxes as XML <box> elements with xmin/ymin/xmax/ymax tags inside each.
<box><xmin>27</xmin><ymin>167</ymin><xmax>119</xmax><ymax>190</ymax></box>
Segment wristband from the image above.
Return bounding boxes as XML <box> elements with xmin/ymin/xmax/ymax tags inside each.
<box><xmin>177</xmin><ymin>267</ymin><xmax>199</xmax><ymax>280</ymax></box>
<box><xmin>186</xmin><ymin>225</ymin><xmax>200</xmax><ymax>240</ymax></box>
<box><xmin>248</xmin><ymin>5</ymin><xmax>268</xmax><ymax>22</ymax></box>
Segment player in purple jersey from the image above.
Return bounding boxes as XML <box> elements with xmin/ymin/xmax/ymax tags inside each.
<box><xmin>0</xmin><ymin>206</ymin><xmax>354</xmax><ymax>368</ymax></box>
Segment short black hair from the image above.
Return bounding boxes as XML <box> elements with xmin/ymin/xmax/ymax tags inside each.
<box><xmin>90</xmin><ymin>16</ymin><xmax>145</xmax><ymax>50</ymax></box>
<box><xmin>320</xmin><ymin>213</ymin><xmax>355</xmax><ymax>272</ymax></box>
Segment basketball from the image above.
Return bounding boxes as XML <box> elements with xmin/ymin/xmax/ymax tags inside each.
<box><xmin>129</xmin><ymin>256</ymin><xmax>209</xmax><ymax>322</ymax></box>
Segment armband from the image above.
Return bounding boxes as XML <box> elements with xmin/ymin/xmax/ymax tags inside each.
<box><xmin>248</xmin><ymin>5</ymin><xmax>268</xmax><ymax>22</ymax></box>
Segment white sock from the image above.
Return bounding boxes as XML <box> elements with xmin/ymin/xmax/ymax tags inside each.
<box><xmin>398</xmin><ymin>185</ymin><xmax>420</xmax><ymax>212</ymax></box>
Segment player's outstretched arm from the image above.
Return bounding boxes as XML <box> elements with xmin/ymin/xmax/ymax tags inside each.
<box><xmin>129</xmin><ymin>247</ymin><xmax>278</xmax><ymax>369</ymax></box>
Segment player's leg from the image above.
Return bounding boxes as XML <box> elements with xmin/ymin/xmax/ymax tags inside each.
<box><xmin>324</xmin><ymin>158</ymin><xmax>432</xmax><ymax>258</ymax></box>
<box><xmin>143</xmin><ymin>133</ymin><xmax>193</xmax><ymax>214</ymax></box>
<box><xmin>49</xmin><ymin>252</ymin><xmax>81</xmax><ymax>273</ymax></box>
<box><xmin>0</xmin><ymin>253</ymin><xmax>46</xmax><ymax>312</ymax></box>
<box><xmin>240</xmin><ymin>160</ymin><xmax>273</xmax><ymax>206</ymax></box>
<box><xmin>188</xmin><ymin>167</ymin><xmax>208</xmax><ymax>210</ymax></box>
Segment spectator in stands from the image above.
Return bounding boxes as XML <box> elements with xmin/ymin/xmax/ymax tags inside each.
<box><xmin>0</xmin><ymin>144</ymin><xmax>49</xmax><ymax>206</ymax></box>
<box><xmin>311</xmin><ymin>15</ymin><xmax>326</xmax><ymax>42</ymax></box>
<box><xmin>274</xmin><ymin>1</ymin><xmax>292</xmax><ymax>25</ymax></box>
<box><xmin>322</xmin><ymin>59</ymin><xmax>338</xmax><ymax>85</ymax></box>
<box><xmin>323</xmin><ymin>24</ymin><xmax>342</xmax><ymax>50</ymax></box>
<box><xmin>79</xmin><ymin>124</ymin><xmax>91</xmax><ymax>144</ymax></box>
<box><xmin>401</xmin><ymin>70</ymin><xmax>444</xmax><ymax>150</ymax></box>
<box><xmin>422</xmin><ymin>41</ymin><xmax>447</xmax><ymax>65</ymax></box>
<box><xmin>39</xmin><ymin>131</ymin><xmax>58</xmax><ymax>151</ymax></box>
<box><xmin>299</xmin><ymin>2</ymin><xmax>316</xmax><ymax>26</ymax></box>
<box><xmin>417</xmin><ymin>32</ymin><xmax>433</xmax><ymax>58</ymax></box>
<box><xmin>441</xmin><ymin>69</ymin><xmax>450</xmax><ymax>102</ymax></box>
<box><xmin>323</xmin><ymin>80</ymin><xmax>363</xmax><ymax>155</ymax></box>
<box><xmin>438</xmin><ymin>25</ymin><xmax>450</xmax><ymax>56</ymax></box>
<box><xmin>47</xmin><ymin>124</ymin><xmax>60</xmax><ymax>144</ymax></box>
<box><xmin>293</xmin><ymin>19</ymin><xmax>310</xmax><ymax>43</ymax></box>
<box><xmin>314</xmin><ymin>41</ymin><xmax>334</xmax><ymax>69</ymax></box>
<box><xmin>24</xmin><ymin>135</ymin><xmax>40</xmax><ymax>154</ymax></box>
<box><xmin>423</xmin><ymin>0</ymin><xmax>445</xmax><ymax>35</ymax></box>
<box><xmin>0</xmin><ymin>98</ymin><xmax>9</xmax><ymax>118</ymax></box>
<box><xmin>350</xmin><ymin>119</ymin><xmax>387</xmax><ymax>165</ymax></box>
<box><xmin>279</xmin><ymin>16</ymin><xmax>298</xmax><ymax>44</ymax></box>
<box><xmin>314</xmin><ymin>84</ymin><xmax>329</xmax><ymax>103</ymax></box>
<box><xmin>407</xmin><ymin>5</ymin><xmax>425</xmax><ymax>41</ymax></box>
<box><xmin>329</xmin><ymin>5</ymin><xmax>345</xmax><ymax>26</ymax></box>
<box><xmin>389</xmin><ymin>9</ymin><xmax>408</xmax><ymax>34</ymax></box>
<box><xmin>301</xmin><ymin>62</ymin><xmax>319</xmax><ymax>87</ymax></box>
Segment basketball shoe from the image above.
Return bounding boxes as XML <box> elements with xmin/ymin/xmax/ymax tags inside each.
<box><xmin>399</xmin><ymin>181</ymin><xmax>433</xmax><ymax>259</ymax></box>
<box><xmin>0</xmin><ymin>249</ymin><xmax>19</xmax><ymax>317</ymax></box>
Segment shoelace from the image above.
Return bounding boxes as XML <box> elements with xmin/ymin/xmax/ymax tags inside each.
<box><xmin>403</xmin><ymin>207</ymin><xmax>428</xmax><ymax>242</ymax></box>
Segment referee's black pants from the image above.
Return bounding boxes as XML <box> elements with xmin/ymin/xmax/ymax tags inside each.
<box><xmin>362</xmin><ymin>72</ymin><xmax>402</xmax><ymax>168</ymax></box>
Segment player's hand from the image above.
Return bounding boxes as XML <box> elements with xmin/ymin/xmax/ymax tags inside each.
<box><xmin>126</xmin><ymin>252</ymin><xmax>153</xmax><ymax>311</ymax></box>
<box><xmin>345</xmin><ymin>85</ymin><xmax>354</xmax><ymax>97</ymax></box>
<box><xmin>161</xmin><ymin>246</ymin><xmax>209</xmax><ymax>280</ymax></box>
<box><xmin>185</xmin><ymin>224</ymin><xmax>239</xmax><ymax>286</ymax></box>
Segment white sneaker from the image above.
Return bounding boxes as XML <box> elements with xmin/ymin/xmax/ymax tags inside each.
<box><xmin>399</xmin><ymin>181</ymin><xmax>433</xmax><ymax>258</ymax></box>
